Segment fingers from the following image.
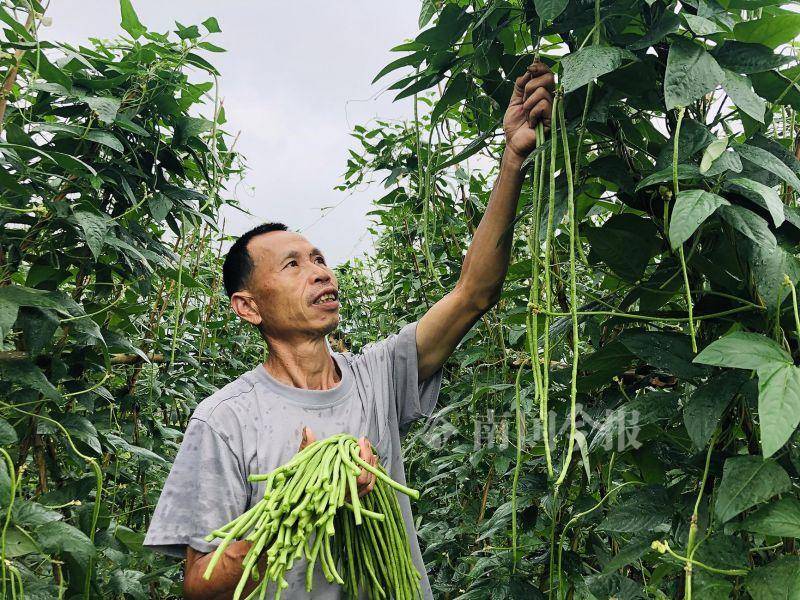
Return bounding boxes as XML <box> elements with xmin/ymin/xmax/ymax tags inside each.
<box><xmin>356</xmin><ymin>436</ymin><xmax>377</xmax><ymax>497</ymax></box>
<box><xmin>298</xmin><ymin>426</ymin><xmax>317</xmax><ymax>451</ymax></box>
<box><xmin>512</xmin><ymin>70</ymin><xmax>533</xmax><ymax>102</ymax></box>
<box><xmin>527</xmin><ymin>60</ymin><xmax>553</xmax><ymax>81</ymax></box>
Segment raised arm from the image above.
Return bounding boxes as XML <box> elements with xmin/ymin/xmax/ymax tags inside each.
<box><xmin>416</xmin><ymin>61</ymin><xmax>555</xmax><ymax>381</ymax></box>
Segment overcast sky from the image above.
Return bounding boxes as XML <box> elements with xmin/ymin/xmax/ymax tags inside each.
<box><xmin>44</xmin><ymin>1</ymin><xmax>421</xmax><ymax>265</ymax></box>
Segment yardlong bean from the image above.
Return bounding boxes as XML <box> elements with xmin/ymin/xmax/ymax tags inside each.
<box><xmin>204</xmin><ymin>434</ymin><xmax>421</xmax><ymax>599</ymax></box>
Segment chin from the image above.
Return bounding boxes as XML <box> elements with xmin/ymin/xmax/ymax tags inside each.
<box><xmin>319</xmin><ymin>315</ymin><xmax>340</xmax><ymax>337</ymax></box>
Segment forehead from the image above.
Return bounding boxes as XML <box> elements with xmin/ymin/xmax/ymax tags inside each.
<box><xmin>246</xmin><ymin>230</ymin><xmax>320</xmax><ymax>264</ymax></box>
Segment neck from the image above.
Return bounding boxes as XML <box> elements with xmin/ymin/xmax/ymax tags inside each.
<box><xmin>262</xmin><ymin>334</ymin><xmax>340</xmax><ymax>390</ymax></box>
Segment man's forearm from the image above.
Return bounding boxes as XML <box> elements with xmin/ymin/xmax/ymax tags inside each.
<box><xmin>184</xmin><ymin>542</ymin><xmax>259</xmax><ymax>600</ymax></box>
<box><xmin>456</xmin><ymin>149</ymin><xmax>526</xmax><ymax>309</ymax></box>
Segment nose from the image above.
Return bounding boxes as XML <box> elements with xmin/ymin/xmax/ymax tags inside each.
<box><xmin>310</xmin><ymin>264</ymin><xmax>331</xmax><ymax>285</ymax></box>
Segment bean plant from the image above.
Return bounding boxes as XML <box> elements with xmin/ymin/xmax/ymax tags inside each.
<box><xmin>0</xmin><ymin>1</ymin><xmax>263</xmax><ymax>597</ymax></box>
<box><xmin>337</xmin><ymin>0</ymin><xmax>800</xmax><ymax>598</ymax></box>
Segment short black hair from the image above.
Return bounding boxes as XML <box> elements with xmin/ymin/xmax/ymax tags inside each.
<box><xmin>223</xmin><ymin>222</ymin><xmax>288</xmax><ymax>297</ymax></box>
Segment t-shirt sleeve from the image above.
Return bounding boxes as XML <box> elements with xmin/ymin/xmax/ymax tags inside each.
<box><xmin>360</xmin><ymin>320</ymin><xmax>444</xmax><ymax>433</ymax></box>
<box><xmin>143</xmin><ymin>417</ymin><xmax>249</xmax><ymax>558</ymax></box>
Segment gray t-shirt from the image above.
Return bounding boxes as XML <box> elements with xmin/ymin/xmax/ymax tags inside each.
<box><xmin>143</xmin><ymin>321</ymin><xmax>442</xmax><ymax>598</ymax></box>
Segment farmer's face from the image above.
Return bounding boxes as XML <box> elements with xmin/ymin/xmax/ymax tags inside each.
<box><xmin>243</xmin><ymin>231</ymin><xmax>340</xmax><ymax>339</ymax></box>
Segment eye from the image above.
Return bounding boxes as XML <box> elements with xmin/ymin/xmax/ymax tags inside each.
<box><xmin>315</xmin><ymin>255</ymin><xmax>326</xmax><ymax>265</ymax></box>
<box><xmin>283</xmin><ymin>260</ymin><xmax>298</xmax><ymax>269</ymax></box>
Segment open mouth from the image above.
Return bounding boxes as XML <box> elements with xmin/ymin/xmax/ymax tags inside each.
<box><xmin>312</xmin><ymin>290</ymin><xmax>339</xmax><ymax>306</ymax></box>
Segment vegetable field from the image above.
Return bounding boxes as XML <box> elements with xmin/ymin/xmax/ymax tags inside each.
<box><xmin>1</xmin><ymin>0</ymin><xmax>800</xmax><ymax>598</ymax></box>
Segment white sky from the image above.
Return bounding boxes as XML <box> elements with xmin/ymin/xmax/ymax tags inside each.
<box><xmin>43</xmin><ymin>1</ymin><xmax>422</xmax><ymax>265</ymax></box>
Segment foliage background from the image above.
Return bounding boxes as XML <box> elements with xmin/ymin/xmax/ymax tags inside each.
<box><xmin>2</xmin><ymin>0</ymin><xmax>800</xmax><ymax>598</ymax></box>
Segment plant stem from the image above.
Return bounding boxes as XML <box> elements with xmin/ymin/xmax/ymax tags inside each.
<box><xmin>673</xmin><ymin>106</ymin><xmax>697</xmax><ymax>352</ymax></box>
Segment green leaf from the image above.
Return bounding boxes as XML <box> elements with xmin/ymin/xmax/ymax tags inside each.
<box><xmin>756</xmin><ymin>362</ymin><xmax>800</xmax><ymax>457</ymax></box>
<box><xmin>738</xmin><ymin>497</ymin><xmax>800</xmax><ymax>538</ymax></box>
<box><xmin>735</xmin><ymin>143</ymin><xmax>800</xmax><ymax>190</ymax></box>
<box><xmin>85</xmin><ymin>130</ymin><xmax>124</xmax><ymax>153</ymax></box>
<box><xmin>684</xmin><ymin>371</ymin><xmax>748</xmax><ymax>448</ymax></box>
<box><xmin>725</xmin><ymin>177</ymin><xmax>784</xmax><ymax>226</ymax></box>
<box><xmin>700</xmin><ymin>136</ymin><xmax>728</xmax><ymax>173</ymax></box>
<box><xmin>585</xmin><ymin>214</ymin><xmax>661</xmax><ymax>282</ymax></box>
<box><xmin>712</xmin><ymin>41</ymin><xmax>793</xmax><ymax>74</ymax></box>
<box><xmin>0</xmin><ymin>360</ymin><xmax>60</xmax><ymax>401</ymax></box>
<box><xmin>635</xmin><ymin>164</ymin><xmax>700</xmax><ymax>191</ymax></box>
<box><xmin>534</xmin><ymin>0</ymin><xmax>569</xmax><ymax>22</ymax></box>
<box><xmin>669</xmin><ymin>189</ymin><xmax>729</xmax><ymax>248</ymax></box>
<box><xmin>73</xmin><ymin>209</ymin><xmax>112</xmax><ymax>260</ymax></box>
<box><xmin>597</xmin><ymin>486</ymin><xmax>672</xmax><ymax>533</ymax></box>
<box><xmin>722</xmin><ymin>70</ymin><xmax>766</xmax><ymax>123</ymax></box>
<box><xmin>119</xmin><ymin>0</ymin><xmax>146</xmax><ymax>39</ymax></box>
<box><xmin>0</xmin><ymin>418</ymin><xmax>16</xmax><ymax>445</ymax></box>
<box><xmin>202</xmin><ymin>16</ymin><xmax>220</xmax><ymax>33</ymax></box>
<box><xmin>560</xmin><ymin>46</ymin><xmax>636</xmax><ymax>94</ymax></box>
<box><xmin>80</xmin><ymin>95</ymin><xmax>122</xmax><ymax>124</ymax></box>
<box><xmin>714</xmin><ymin>455</ymin><xmax>791</xmax><ymax>522</ymax></box>
<box><xmin>148</xmin><ymin>193</ymin><xmax>173</xmax><ymax>222</ymax></box>
<box><xmin>431</xmin><ymin>72</ymin><xmax>469</xmax><ymax>123</ymax></box>
<box><xmin>684</xmin><ymin>14</ymin><xmax>725</xmax><ymax>36</ymax></box>
<box><xmin>628</xmin><ymin>10</ymin><xmax>680</xmax><ymax>51</ymax></box>
<box><xmin>694</xmin><ymin>331</ymin><xmax>791</xmax><ymax>370</ymax></box>
<box><xmin>419</xmin><ymin>0</ymin><xmax>436</xmax><ymax>27</ymax></box>
<box><xmin>602</xmin><ymin>535</ymin><xmax>657</xmax><ymax>574</ymax></box>
<box><xmin>745</xmin><ymin>556</ymin><xmax>800</xmax><ymax>600</ymax></box>
<box><xmin>734</xmin><ymin>13</ymin><xmax>800</xmax><ymax>48</ymax></box>
<box><xmin>718</xmin><ymin>204</ymin><xmax>776</xmax><ymax>250</ymax></box>
<box><xmin>693</xmin><ymin>573</ymin><xmax>733</xmax><ymax>600</ymax></box>
<box><xmin>590</xmin><ymin>392</ymin><xmax>680</xmax><ymax>452</ymax></box>
<box><xmin>665</xmin><ymin>38</ymin><xmax>725</xmax><ymax>109</ymax></box>
<box><xmin>3</xmin><ymin>528</ymin><xmax>37</xmax><ymax>558</ymax></box>
<box><xmin>740</xmin><ymin>237</ymin><xmax>800</xmax><ymax>310</ymax></box>
<box><xmin>619</xmin><ymin>329</ymin><xmax>709</xmax><ymax>379</ymax></box>
<box><xmin>36</xmin><ymin>520</ymin><xmax>96</xmax><ymax>565</ymax></box>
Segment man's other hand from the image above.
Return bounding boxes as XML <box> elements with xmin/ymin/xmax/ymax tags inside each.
<box><xmin>503</xmin><ymin>60</ymin><xmax>555</xmax><ymax>160</ymax></box>
<box><xmin>299</xmin><ymin>427</ymin><xmax>377</xmax><ymax>497</ymax></box>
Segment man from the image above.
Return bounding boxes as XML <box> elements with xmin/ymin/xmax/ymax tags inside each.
<box><xmin>143</xmin><ymin>60</ymin><xmax>554</xmax><ymax>599</ymax></box>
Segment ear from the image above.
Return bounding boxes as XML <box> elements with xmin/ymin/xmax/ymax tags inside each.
<box><xmin>230</xmin><ymin>291</ymin><xmax>263</xmax><ymax>327</ymax></box>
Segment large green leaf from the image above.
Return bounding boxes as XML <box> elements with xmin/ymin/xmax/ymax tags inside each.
<box><xmin>560</xmin><ymin>46</ymin><xmax>636</xmax><ymax>94</ymax></box>
<box><xmin>668</xmin><ymin>189</ymin><xmax>729</xmax><ymax>248</ymax></box>
<box><xmin>738</xmin><ymin>497</ymin><xmax>800</xmax><ymax>538</ymax></box>
<box><xmin>665</xmin><ymin>38</ymin><xmax>725</xmax><ymax>109</ymax></box>
<box><xmin>597</xmin><ymin>486</ymin><xmax>672</xmax><ymax>533</ymax></box>
<box><xmin>619</xmin><ymin>329</ymin><xmax>708</xmax><ymax>379</ymax></box>
<box><xmin>73</xmin><ymin>209</ymin><xmax>112</xmax><ymax>260</ymax></box>
<box><xmin>589</xmin><ymin>392</ymin><xmax>680</xmax><ymax>452</ymax></box>
<box><xmin>712</xmin><ymin>40</ymin><xmax>794</xmax><ymax>73</ymax></box>
<box><xmin>745</xmin><ymin>556</ymin><xmax>800</xmax><ymax>600</ymax></box>
<box><xmin>736</xmin><ymin>143</ymin><xmax>800</xmax><ymax>190</ymax></box>
<box><xmin>36</xmin><ymin>520</ymin><xmax>96</xmax><ymax>566</ymax></box>
<box><xmin>718</xmin><ymin>204</ymin><xmax>776</xmax><ymax>250</ymax></box>
<box><xmin>734</xmin><ymin>13</ymin><xmax>800</xmax><ymax>48</ymax></box>
<box><xmin>756</xmin><ymin>362</ymin><xmax>800</xmax><ymax>457</ymax></box>
<box><xmin>714</xmin><ymin>455</ymin><xmax>791</xmax><ymax>523</ymax></box>
<box><xmin>722</xmin><ymin>70</ymin><xmax>766</xmax><ymax>123</ymax></box>
<box><xmin>0</xmin><ymin>360</ymin><xmax>60</xmax><ymax>401</ymax></box>
<box><xmin>684</xmin><ymin>371</ymin><xmax>748</xmax><ymax>448</ymax></box>
<box><xmin>725</xmin><ymin>177</ymin><xmax>784</xmax><ymax>226</ymax></box>
<box><xmin>740</xmin><ymin>237</ymin><xmax>800</xmax><ymax>309</ymax></box>
<box><xmin>628</xmin><ymin>10</ymin><xmax>680</xmax><ymax>51</ymax></box>
<box><xmin>694</xmin><ymin>331</ymin><xmax>791</xmax><ymax>370</ymax></box>
<box><xmin>534</xmin><ymin>0</ymin><xmax>569</xmax><ymax>22</ymax></box>
<box><xmin>586</xmin><ymin>214</ymin><xmax>661</xmax><ymax>282</ymax></box>
<box><xmin>119</xmin><ymin>0</ymin><xmax>146</xmax><ymax>39</ymax></box>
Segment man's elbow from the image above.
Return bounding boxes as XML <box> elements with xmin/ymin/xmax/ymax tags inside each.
<box><xmin>455</xmin><ymin>283</ymin><xmax>501</xmax><ymax>315</ymax></box>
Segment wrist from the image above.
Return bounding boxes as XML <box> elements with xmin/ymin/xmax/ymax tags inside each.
<box><xmin>501</xmin><ymin>148</ymin><xmax>526</xmax><ymax>173</ymax></box>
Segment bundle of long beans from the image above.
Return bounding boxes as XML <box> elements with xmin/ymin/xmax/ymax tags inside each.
<box><xmin>202</xmin><ymin>433</ymin><xmax>422</xmax><ymax>600</ymax></box>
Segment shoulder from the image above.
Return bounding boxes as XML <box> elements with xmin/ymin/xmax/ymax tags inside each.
<box><xmin>190</xmin><ymin>369</ymin><xmax>259</xmax><ymax>435</ymax></box>
<box><xmin>341</xmin><ymin>322</ymin><xmax>418</xmax><ymax>369</ymax></box>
